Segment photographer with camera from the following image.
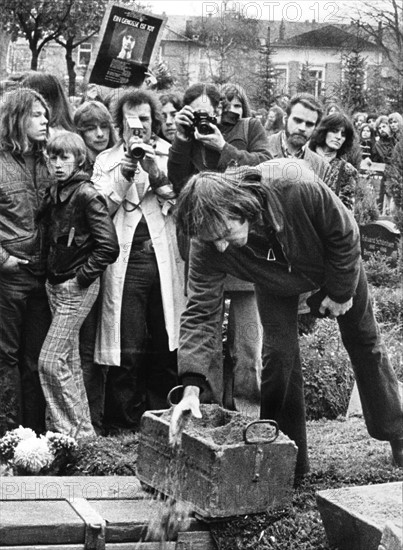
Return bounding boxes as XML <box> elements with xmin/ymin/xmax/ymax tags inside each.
<box><xmin>169</xmin><ymin>83</ymin><xmax>271</xmax><ymax>194</ymax></box>
<box><xmin>92</xmin><ymin>88</ymin><xmax>186</xmax><ymax>433</ymax></box>
<box><xmin>168</xmin><ymin>83</ymin><xmax>271</xmax><ymax>418</ymax></box>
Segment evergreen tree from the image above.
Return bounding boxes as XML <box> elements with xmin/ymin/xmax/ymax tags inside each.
<box><xmin>297</xmin><ymin>62</ymin><xmax>316</xmax><ymax>95</ymax></box>
<box><xmin>340</xmin><ymin>50</ymin><xmax>368</xmax><ymax>113</ymax></box>
<box><xmin>253</xmin><ymin>28</ymin><xmax>277</xmax><ymax>109</ymax></box>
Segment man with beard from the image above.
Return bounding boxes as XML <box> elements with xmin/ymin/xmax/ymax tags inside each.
<box><xmin>267</xmin><ymin>93</ymin><xmax>330</xmax><ymax>182</ymax></box>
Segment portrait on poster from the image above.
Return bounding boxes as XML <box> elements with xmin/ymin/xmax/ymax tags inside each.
<box><xmin>87</xmin><ymin>3</ymin><xmax>166</xmax><ymax>88</ymax></box>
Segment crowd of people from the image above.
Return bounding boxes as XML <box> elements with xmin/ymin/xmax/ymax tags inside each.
<box><xmin>0</xmin><ymin>71</ymin><xmax>402</xmax><ymax>479</ymax></box>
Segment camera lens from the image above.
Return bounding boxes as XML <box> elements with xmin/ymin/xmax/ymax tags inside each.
<box><xmin>198</xmin><ymin>121</ymin><xmax>212</xmax><ymax>135</ymax></box>
<box><xmin>130</xmin><ymin>144</ymin><xmax>145</xmax><ymax>160</ymax></box>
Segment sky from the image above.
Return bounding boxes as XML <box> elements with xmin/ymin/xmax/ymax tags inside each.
<box><xmin>145</xmin><ymin>0</ymin><xmax>356</xmax><ymax>23</ymax></box>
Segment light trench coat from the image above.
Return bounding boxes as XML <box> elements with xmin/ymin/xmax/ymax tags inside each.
<box><xmin>92</xmin><ymin>139</ymin><xmax>186</xmax><ymax>366</ymax></box>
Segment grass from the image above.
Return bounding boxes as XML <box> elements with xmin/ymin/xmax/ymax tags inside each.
<box><xmin>65</xmin><ymin>415</ymin><xmax>403</xmax><ymax>549</ymax></box>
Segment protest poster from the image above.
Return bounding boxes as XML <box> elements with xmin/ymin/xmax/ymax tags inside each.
<box><xmin>87</xmin><ymin>2</ymin><xmax>166</xmax><ymax>88</ymax></box>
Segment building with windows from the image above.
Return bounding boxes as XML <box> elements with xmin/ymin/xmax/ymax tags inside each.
<box><xmin>2</xmin><ymin>14</ymin><xmax>386</xmax><ymax>106</ymax></box>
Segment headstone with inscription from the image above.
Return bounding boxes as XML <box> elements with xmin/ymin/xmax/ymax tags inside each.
<box><xmin>359</xmin><ymin>219</ymin><xmax>400</xmax><ymax>264</ymax></box>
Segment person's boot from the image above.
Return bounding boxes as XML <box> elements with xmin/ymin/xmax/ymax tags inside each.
<box><xmin>390</xmin><ymin>439</ymin><xmax>403</xmax><ymax>467</ymax></box>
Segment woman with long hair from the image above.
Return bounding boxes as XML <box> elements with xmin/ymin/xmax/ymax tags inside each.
<box><xmin>309</xmin><ymin>112</ymin><xmax>358</xmax><ymax>210</ymax></box>
<box><xmin>359</xmin><ymin>122</ymin><xmax>377</xmax><ymax>161</ymax></box>
<box><xmin>264</xmin><ymin>105</ymin><xmax>285</xmax><ymax>136</ymax></box>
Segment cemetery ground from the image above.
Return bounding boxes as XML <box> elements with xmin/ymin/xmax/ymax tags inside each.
<box><xmin>61</xmin><ymin>263</ymin><xmax>402</xmax><ymax>550</ymax></box>
<box><xmin>62</xmin><ymin>413</ymin><xmax>402</xmax><ymax>549</ymax></box>
<box><xmin>1</xmin><ymin>254</ymin><xmax>401</xmax><ymax>549</ymax></box>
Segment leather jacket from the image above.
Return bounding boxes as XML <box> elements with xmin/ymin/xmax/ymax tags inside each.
<box><xmin>41</xmin><ymin>170</ymin><xmax>120</xmax><ymax>287</ymax></box>
<box><xmin>0</xmin><ymin>150</ymin><xmax>52</xmax><ymax>268</ymax></box>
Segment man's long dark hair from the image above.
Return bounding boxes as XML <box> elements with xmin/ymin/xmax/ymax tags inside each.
<box><xmin>175</xmin><ymin>167</ymin><xmax>264</xmax><ymax>239</ymax></box>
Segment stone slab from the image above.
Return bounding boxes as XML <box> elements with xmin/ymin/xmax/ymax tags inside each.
<box><xmin>0</xmin><ymin>477</ymin><xmax>216</xmax><ymax>549</ymax></box>
<box><xmin>317</xmin><ymin>482</ymin><xmax>403</xmax><ymax>550</ymax></box>
<box><xmin>380</xmin><ymin>521</ymin><xmax>403</xmax><ymax>550</ymax></box>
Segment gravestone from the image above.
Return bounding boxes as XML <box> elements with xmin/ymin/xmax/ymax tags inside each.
<box><xmin>360</xmin><ymin>219</ymin><xmax>400</xmax><ymax>264</ymax></box>
<box><xmin>359</xmin><ymin>160</ymin><xmax>385</xmax><ymax>210</ymax></box>
<box><xmin>317</xmin><ymin>482</ymin><xmax>403</xmax><ymax>550</ymax></box>
<box><xmin>379</xmin><ymin>521</ymin><xmax>403</xmax><ymax>550</ymax></box>
<box><xmin>347</xmin><ymin>381</ymin><xmax>403</xmax><ymax>419</ymax></box>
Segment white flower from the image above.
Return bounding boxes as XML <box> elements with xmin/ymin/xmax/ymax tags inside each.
<box><xmin>46</xmin><ymin>432</ymin><xmax>78</xmax><ymax>452</ymax></box>
<box><xmin>13</xmin><ymin>436</ymin><xmax>54</xmax><ymax>474</ymax></box>
<box><xmin>12</xmin><ymin>426</ymin><xmax>36</xmax><ymax>441</ymax></box>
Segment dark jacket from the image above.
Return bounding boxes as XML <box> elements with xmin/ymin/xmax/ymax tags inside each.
<box><xmin>178</xmin><ymin>159</ymin><xmax>361</xmax><ymax>385</ymax></box>
<box><xmin>168</xmin><ymin>117</ymin><xmax>271</xmax><ymax>193</ymax></box>
<box><xmin>267</xmin><ymin>131</ymin><xmax>331</xmax><ymax>183</ymax></box>
<box><xmin>373</xmin><ymin>136</ymin><xmax>395</xmax><ymax>164</ymax></box>
<box><xmin>42</xmin><ymin>170</ymin><xmax>120</xmax><ymax>287</ymax></box>
<box><xmin>0</xmin><ymin>150</ymin><xmax>52</xmax><ymax>268</ymax></box>
<box><xmin>169</xmin><ymin>116</ymin><xmax>271</xmax><ymax>293</ymax></box>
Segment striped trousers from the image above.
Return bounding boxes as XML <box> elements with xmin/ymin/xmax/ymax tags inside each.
<box><xmin>39</xmin><ymin>277</ymin><xmax>99</xmax><ymax>439</ymax></box>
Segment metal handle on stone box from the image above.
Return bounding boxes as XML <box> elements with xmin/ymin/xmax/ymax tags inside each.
<box><xmin>167</xmin><ymin>385</ymin><xmax>184</xmax><ymax>407</ymax></box>
<box><xmin>244</xmin><ymin>420</ymin><xmax>279</xmax><ymax>444</ymax></box>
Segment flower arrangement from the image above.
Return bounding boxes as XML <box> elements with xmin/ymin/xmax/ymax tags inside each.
<box><xmin>0</xmin><ymin>426</ymin><xmax>78</xmax><ymax>475</ymax></box>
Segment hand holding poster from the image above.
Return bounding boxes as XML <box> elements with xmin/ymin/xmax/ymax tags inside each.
<box><xmin>87</xmin><ymin>2</ymin><xmax>166</xmax><ymax>88</ymax></box>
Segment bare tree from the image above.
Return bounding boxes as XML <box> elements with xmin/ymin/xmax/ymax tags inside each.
<box><xmin>347</xmin><ymin>0</ymin><xmax>403</xmax><ymax>108</ymax></box>
<box><xmin>0</xmin><ymin>0</ymin><xmax>74</xmax><ymax>70</ymax></box>
<box><xmin>185</xmin><ymin>5</ymin><xmax>260</xmax><ymax>85</ymax></box>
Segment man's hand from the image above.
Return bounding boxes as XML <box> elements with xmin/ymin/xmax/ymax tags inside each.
<box><xmin>138</xmin><ymin>142</ymin><xmax>161</xmax><ymax>180</ymax></box>
<box><xmin>174</xmin><ymin>106</ymin><xmax>195</xmax><ymax>140</ymax></box>
<box><xmin>120</xmin><ymin>149</ymin><xmax>139</xmax><ymax>181</ymax></box>
<box><xmin>195</xmin><ymin>125</ymin><xmax>226</xmax><ymax>151</ymax></box>
<box><xmin>319</xmin><ymin>296</ymin><xmax>353</xmax><ymax>318</ymax></box>
<box><xmin>0</xmin><ymin>255</ymin><xmax>29</xmax><ymax>273</ymax></box>
<box><xmin>169</xmin><ymin>385</ymin><xmax>202</xmax><ymax>448</ymax></box>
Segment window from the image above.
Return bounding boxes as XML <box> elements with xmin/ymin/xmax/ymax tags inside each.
<box><xmin>78</xmin><ymin>43</ymin><xmax>92</xmax><ymax>67</ymax></box>
<box><xmin>199</xmin><ymin>62</ymin><xmax>208</xmax><ymax>80</ymax></box>
<box><xmin>274</xmin><ymin>67</ymin><xmax>288</xmax><ymax>95</ymax></box>
<box><xmin>309</xmin><ymin>69</ymin><xmax>323</xmax><ymax>98</ymax></box>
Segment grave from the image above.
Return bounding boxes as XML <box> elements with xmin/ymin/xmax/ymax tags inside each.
<box><xmin>0</xmin><ymin>476</ymin><xmax>216</xmax><ymax>550</ymax></box>
<box><xmin>359</xmin><ymin>160</ymin><xmax>385</xmax><ymax>210</ymax></box>
<box><xmin>317</xmin><ymin>481</ymin><xmax>403</xmax><ymax>550</ymax></box>
<box><xmin>359</xmin><ymin>219</ymin><xmax>400</xmax><ymax>264</ymax></box>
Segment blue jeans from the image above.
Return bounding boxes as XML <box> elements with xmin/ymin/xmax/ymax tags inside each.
<box><xmin>256</xmin><ymin>261</ymin><xmax>403</xmax><ymax>478</ymax></box>
<box><xmin>0</xmin><ymin>268</ymin><xmax>51</xmax><ymax>435</ymax></box>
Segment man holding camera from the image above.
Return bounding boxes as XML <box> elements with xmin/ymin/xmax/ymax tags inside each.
<box><xmin>168</xmin><ymin>83</ymin><xmax>270</xmax><ymax>194</ymax></box>
<box><xmin>92</xmin><ymin>88</ymin><xmax>186</xmax><ymax>433</ymax></box>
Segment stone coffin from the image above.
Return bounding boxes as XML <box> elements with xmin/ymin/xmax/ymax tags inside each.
<box><xmin>316</xmin><ymin>482</ymin><xmax>403</xmax><ymax>550</ymax></box>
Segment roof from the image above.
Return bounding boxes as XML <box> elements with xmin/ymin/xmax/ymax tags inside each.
<box><xmin>160</xmin><ymin>16</ymin><xmax>379</xmax><ymax>51</ymax></box>
<box><xmin>272</xmin><ymin>24</ymin><xmax>378</xmax><ymax>50</ymax></box>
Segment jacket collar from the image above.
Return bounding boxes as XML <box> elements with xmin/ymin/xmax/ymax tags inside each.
<box><xmin>50</xmin><ymin>169</ymin><xmax>90</xmax><ymax>203</ymax></box>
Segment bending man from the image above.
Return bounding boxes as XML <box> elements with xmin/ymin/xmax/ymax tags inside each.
<box><xmin>170</xmin><ymin>161</ymin><xmax>403</xmax><ymax>479</ymax></box>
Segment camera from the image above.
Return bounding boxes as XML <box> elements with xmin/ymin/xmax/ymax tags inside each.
<box><xmin>192</xmin><ymin>109</ymin><xmax>217</xmax><ymax>135</ymax></box>
<box><xmin>125</xmin><ymin>114</ymin><xmax>146</xmax><ymax>160</ymax></box>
